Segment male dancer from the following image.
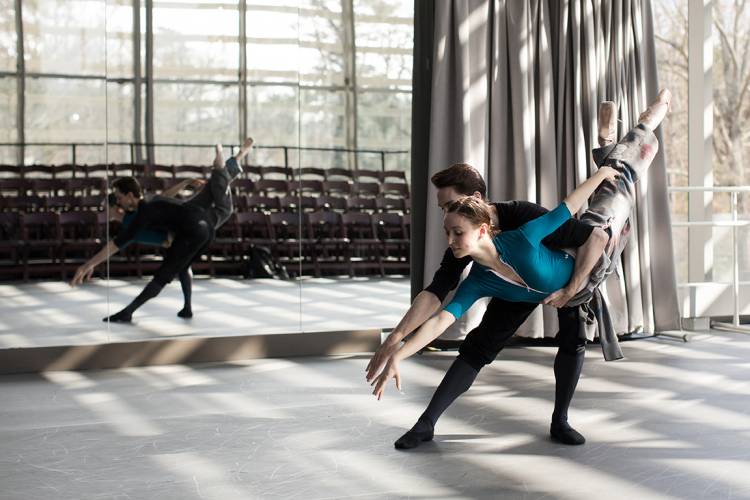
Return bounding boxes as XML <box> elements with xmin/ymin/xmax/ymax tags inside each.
<box><xmin>104</xmin><ymin>176</ymin><xmax>205</xmax><ymax>318</ymax></box>
<box><xmin>71</xmin><ymin>138</ymin><xmax>255</xmax><ymax>322</ymax></box>
<box><xmin>366</xmin><ymin>90</ymin><xmax>671</xmax><ymax>448</ymax></box>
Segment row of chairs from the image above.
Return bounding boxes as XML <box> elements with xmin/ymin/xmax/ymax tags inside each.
<box><xmin>0</xmin><ymin>193</ymin><xmax>410</xmax><ymax>215</ymax></box>
<box><xmin>0</xmin><ymin>163</ymin><xmax>409</xmax><ymax>184</ymax></box>
<box><xmin>0</xmin><ymin>210</ymin><xmax>410</xmax><ymax>281</ymax></box>
<box><xmin>0</xmin><ymin>178</ymin><xmax>107</xmax><ymax>197</ymax></box>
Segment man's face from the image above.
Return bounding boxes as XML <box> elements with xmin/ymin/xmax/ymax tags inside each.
<box><xmin>113</xmin><ymin>188</ymin><xmax>138</xmax><ymax>212</ymax></box>
<box><xmin>436</xmin><ymin>186</ymin><xmax>463</xmax><ymax>212</ymax></box>
<box><xmin>436</xmin><ymin>186</ymin><xmax>482</xmax><ymax>212</ymax></box>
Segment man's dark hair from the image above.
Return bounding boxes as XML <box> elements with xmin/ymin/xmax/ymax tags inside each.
<box><xmin>111</xmin><ymin>177</ymin><xmax>143</xmax><ymax>199</ymax></box>
<box><xmin>430</xmin><ymin>163</ymin><xmax>487</xmax><ymax>198</ymax></box>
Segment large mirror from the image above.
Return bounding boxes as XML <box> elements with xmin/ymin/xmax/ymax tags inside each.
<box><xmin>0</xmin><ymin>0</ymin><xmax>413</xmax><ymax>354</ymax></box>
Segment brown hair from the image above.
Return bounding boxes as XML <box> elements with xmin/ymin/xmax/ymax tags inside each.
<box><xmin>431</xmin><ymin>163</ymin><xmax>487</xmax><ymax>198</ymax></box>
<box><xmin>445</xmin><ymin>196</ymin><xmax>496</xmax><ymax>234</ymax></box>
<box><xmin>111</xmin><ymin>177</ymin><xmax>143</xmax><ymax>199</ymax></box>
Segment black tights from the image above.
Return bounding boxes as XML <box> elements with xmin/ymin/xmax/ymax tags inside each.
<box><xmin>177</xmin><ymin>268</ymin><xmax>193</xmax><ymax>318</ymax></box>
<box><xmin>415</xmin><ymin>325</ymin><xmax>585</xmax><ymax>432</ymax></box>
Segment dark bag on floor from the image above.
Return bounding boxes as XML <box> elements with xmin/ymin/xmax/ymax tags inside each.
<box><xmin>246</xmin><ymin>246</ymin><xmax>289</xmax><ymax>280</ymax></box>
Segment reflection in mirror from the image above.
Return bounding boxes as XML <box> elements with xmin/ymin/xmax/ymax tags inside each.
<box><xmin>298</xmin><ymin>0</ymin><xmax>413</xmax><ymax>332</ymax></box>
<box><xmin>0</xmin><ymin>0</ymin><xmax>111</xmax><ymax>348</ymax></box>
<box><xmin>1</xmin><ymin>0</ymin><xmax>413</xmax><ymax>352</ymax></box>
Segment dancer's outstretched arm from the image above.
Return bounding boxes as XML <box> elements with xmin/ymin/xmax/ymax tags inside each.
<box><xmin>366</xmin><ymin>290</ymin><xmax>443</xmax><ymax>382</ymax></box>
<box><xmin>563</xmin><ymin>166</ymin><xmax>619</xmax><ymax>215</ymax></box>
<box><xmin>371</xmin><ymin>310</ymin><xmax>456</xmax><ymax>400</ymax></box>
<box><xmin>70</xmin><ymin>241</ymin><xmax>119</xmax><ymax>286</ymax></box>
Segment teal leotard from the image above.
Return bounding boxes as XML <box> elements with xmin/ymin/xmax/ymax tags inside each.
<box><xmin>444</xmin><ymin>203</ymin><xmax>576</xmax><ymax>319</ymax></box>
<box><xmin>120</xmin><ymin>211</ymin><xmax>169</xmax><ymax>248</ymax></box>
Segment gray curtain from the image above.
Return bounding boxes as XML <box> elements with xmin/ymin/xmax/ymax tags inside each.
<box><xmin>424</xmin><ymin>0</ymin><xmax>681</xmax><ymax>338</ymax></box>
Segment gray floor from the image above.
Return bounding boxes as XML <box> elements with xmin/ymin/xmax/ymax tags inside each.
<box><xmin>2</xmin><ymin>330</ymin><xmax>750</xmax><ymax>499</ymax></box>
<box><xmin>0</xmin><ymin>277</ymin><xmax>410</xmax><ymax>347</ymax></box>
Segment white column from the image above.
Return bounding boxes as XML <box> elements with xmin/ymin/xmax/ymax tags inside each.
<box><xmin>688</xmin><ymin>0</ymin><xmax>713</xmax><ymax>316</ymax></box>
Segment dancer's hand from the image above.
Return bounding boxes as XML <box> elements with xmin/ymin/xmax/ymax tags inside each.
<box><xmin>542</xmin><ymin>286</ymin><xmax>577</xmax><ymax>308</ymax></box>
<box><xmin>365</xmin><ymin>335</ymin><xmax>400</xmax><ymax>382</ymax></box>
<box><xmin>242</xmin><ymin>137</ymin><xmax>254</xmax><ymax>149</ymax></box>
<box><xmin>597</xmin><ymin>166</ymin><xmax>619</xmax><ymax>184</ymax></box>
<box><xmin>70</xmin><ymin>265</ymin><xmax>94</xmax><ymax>287</ymax></box>
<box><xmin>371</xmin><ymin>357</ymin><xmax>402</xmax><ymax>400</ymax></box>
<box><xmin>190</xmin><ymin>179</ymin><xmax>206</xmax><ymax>188</ymax></box>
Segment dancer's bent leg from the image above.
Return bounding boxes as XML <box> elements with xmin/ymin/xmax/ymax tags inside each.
<box><xmin>104</xmin><ymin>222</ymin><xmax>211</xmax><ymax>322</ymax></box>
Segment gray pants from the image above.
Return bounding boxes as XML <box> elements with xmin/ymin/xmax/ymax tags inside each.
<box><xmin>183</xmin><ymin>157</ymin><xmax>240</xmax><ymax>230</ymax></box>
<box><xmin>567</xmin><ymin>124</ymin><xmax>659</xmax><ymax>308</ymax></box>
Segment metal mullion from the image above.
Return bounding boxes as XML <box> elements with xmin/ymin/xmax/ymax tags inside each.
<box><xmin>341</xmin><ymin>0</ymin><xmax>357</xmax><ymax>169</ymax></box>
<box><xmin>14</xmin><ymin>0</ymin><xmax>24</xmax><ymax>168</ymax></box>
<box><xmin>239</xmin><ymin>0</ymin><xmax>247</xmax><ymax>147</ymax></box>
<box><xmin>133</xmin><ymin>0</ymin><xmax>143</xmax><ymax>164</ymax></box>
<box><xmin>145</xmin><ymin>0</ymin><xmax>155</xmax><ymax>164</ymax></box>
<box><xmin>24</xmin><ymin>72</ymin><xmax>106</xmax><ymax>81</ymax></box>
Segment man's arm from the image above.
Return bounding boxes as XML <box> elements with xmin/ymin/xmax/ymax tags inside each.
<box><xmin>70</xmin><ymin>240</ymin><xmax>119</xmax><ymax>286</ymax></box>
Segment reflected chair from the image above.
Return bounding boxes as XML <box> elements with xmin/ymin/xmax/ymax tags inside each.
<box><xmin>341</xmin><ymin>212</ymin><xmax>382</xmax><ymax>277</ymax></box>
<box><xmin>20</xmin><ymin>212</ymin><xmax>60</xmax><ymax>280</ymax></box>
<box><xmin>307</xmin><ymin>211</ymin><xmax>349</xmax><ymax>277</ymax></box>
<box><xmin>372</xmin><ymin>212</ymin><xmax>409</xmax><ymax>275</ymax></box>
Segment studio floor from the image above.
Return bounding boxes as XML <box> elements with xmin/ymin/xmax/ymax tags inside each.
<box><xmin>1</xmin><ymin>329</ymin><xmax>749</xmax><ymax>499</ymax></box>
<box><xmin>0</xmin><ymin>277</ymin><xmax>410</xmax><ymax>348</ymax></box>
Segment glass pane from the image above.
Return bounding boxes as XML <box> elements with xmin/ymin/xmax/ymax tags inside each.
<box><xmin>23</xmin><ymin>0</ymin><xmax>106</xmax><ymax>75</ymax></box>
<box><xmin>300</xmin><ymin>88</ymin><xmax>346</xmax><ymax>167</ymax></box>
<box><xmin>0</xmin><ymin>77</ymin><xmax>17</xmax><ymax>164</ymax></box>
<box><xmin>357</xmin><ymin>90</ymin><xmax>411</xmax><ymax>173</ymax></box>
<box><xmin>354</xmin><ymin>1</ymin><xmax>413</xmax><ymax>90</ymax></box>
<box><xmin>653</xmin><ymin>0</ymin><xmax>688</xmax><ymax>287</ymax></box>
<box><xmin>106</xmin><ymin>0</ymin><xmax>134</xmax><ymax>79</ymax></box>
<box><xmin>247</xmin><ymin>84</ymin><xmax>299</xmax><ymax>165</ymax></box>
<box><xmin>153</xmin><ymin>0</ymin><xmax>239</xmax><ymax>80</ymax></box>
<box><xmin>713</xmin><ymin>0</ymin><xmax>750</xmax><ymax>189</ymax></box>
<box><xmin>25</xmin><ymin>77</ymin><xmax>106</xmax><ymax>164</ymax></box>
<box><xmin>247</xmin><ymin>4</ymin><xmax>300</xmax><ymax>83</ymax></box>
<box><xmin>107</xmin><ymin>81</ymin><xmax>135</xmax><ymax>163</ymax></box>
<box><xmin>298</xmin><ymin>0</ymin><xmax>344</xmax><ymax>86</ymax></box>
<box><xmin>0</xmin><ymin>0</ymin><xmax>16</xmax><ymax>72</ymax></box>
<box><xmin>153</xmin><ymin>82</ymin><xmax>239</xmax><ymax>164</ymax></box>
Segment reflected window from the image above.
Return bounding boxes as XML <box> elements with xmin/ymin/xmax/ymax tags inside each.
<box><xmin>153</xmin><ymin>0</ymin><xmax>240</xmax><ymax>81</ymax></box>
<box><xmin>25</xmin><ymin>78</ymin><xmax>106</xmax><ymax>165</ymax></box>
<box><xmin>22</xmin><ymin>0</ymin><xmax>106</xmax><ymax>75</ymax></box>
<box><xmin>153</xmin><ymin>83</ymin><xmax>239</xmax><ymax>164</ymax></box>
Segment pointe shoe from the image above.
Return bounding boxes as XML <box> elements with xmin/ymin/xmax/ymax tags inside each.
<box><xmin>597</xmin><ymin>101</ymin><xmax>617</xmax><ymax>147</ymax></box>
<box><xmin>638</xmin><ymin>88</ymin><xmax>672</xmax><ymax>130</ymax></box>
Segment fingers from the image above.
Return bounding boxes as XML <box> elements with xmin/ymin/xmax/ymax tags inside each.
<box><xmin>395</xmin><ymin>372</ymin><xmax>401</xmax><ymax>392</ymax></box>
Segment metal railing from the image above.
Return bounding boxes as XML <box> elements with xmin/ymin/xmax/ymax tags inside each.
<box><xmin>0</xmin><ymin>142</ymin><xmax>411</xmax><ymax>172</ymax></box>
<box><xmin>668</xmin><ymin>186</ymin><xmax>750</xmax><ymax>332</ymax></box>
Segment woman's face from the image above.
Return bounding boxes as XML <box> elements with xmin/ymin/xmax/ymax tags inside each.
<box><xmin>443</xmin><ymin>212</ymin><xmax>485</xmax><ymax>258</ymax></box>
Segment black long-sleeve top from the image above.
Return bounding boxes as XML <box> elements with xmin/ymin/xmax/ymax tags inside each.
<box><xmin>424</xmin><ymin>200</ymin><xmax>595</xmax><ymax>302</ymax></box>
<box><xmin>113</xmin><ymin>198</ymin><xmax>203</xmax><ymax>250</ymax></box>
